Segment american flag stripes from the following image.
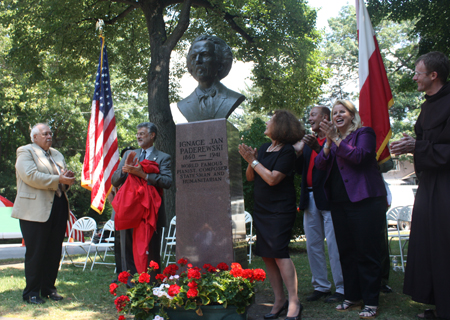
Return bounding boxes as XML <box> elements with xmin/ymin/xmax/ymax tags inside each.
<box><xmin>81</xmin><ymin>36</ymin><xmax>119</xmax><ymax>213</ymax></box>
<box><xmin>356</xmin><ymin>0</ymin><xmax>393</xmax><ymax>165</ymax></box>
<box><xmin>65</xmin><ymin>211</ymin><xmax>84</xmax><ymax>242</ymax></box>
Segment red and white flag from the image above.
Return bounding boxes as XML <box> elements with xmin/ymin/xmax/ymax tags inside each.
<box><xmin>65</xmin><ymin>211</ymin><xmax>84</xmax><ymax>242</ymax></box>
<box><xmin>81</xmin><ymin>36</ymin><xmax>119</xmax><ymax>213</ymax></box>
<box><xmin>356</xmin><ymin>0</ymin><xmax>393</xmax><ymax>164</ymax></box>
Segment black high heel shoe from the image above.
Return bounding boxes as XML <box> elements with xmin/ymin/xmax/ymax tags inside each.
<box><xmin>285</xmin><ymin>302</ymin><xmax>303</xmax><ymax>320</ymax></box>
<box><xmin>264</xmin><ymin>300</ymin><xmax>289</xmax><ymax>319</ymax></box>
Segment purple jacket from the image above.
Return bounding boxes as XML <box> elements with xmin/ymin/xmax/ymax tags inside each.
<box><xmin>314</xmin><ymin>127</ymin><xmax>386</xmax><ymax>203</ymax></box>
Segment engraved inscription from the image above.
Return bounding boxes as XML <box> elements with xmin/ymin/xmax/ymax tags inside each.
<box><xmin>177</xmin><ymin>136</ymin><xmax>227</xmax><ymax>184</ymax></box>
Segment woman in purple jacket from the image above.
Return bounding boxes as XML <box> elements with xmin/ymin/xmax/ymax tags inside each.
<box><xmin>315</xmin><ymin>100</ymin><xmax>386</xmax><ymax>319</ymax></box>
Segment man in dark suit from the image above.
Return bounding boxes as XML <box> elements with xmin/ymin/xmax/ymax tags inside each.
<box><xmin>12</xmin><ymin>123</ymin><xmax>75</xmax><ymax>304</ymax></box>
<box><xmin>111</xmin><ymin>122</ymin><xmax>172</xmax><ymax>277</ymax></box>
<box><xmin>177</xmin><ymin>35</ymin><xmax>245</xmax><ymax>122</ymax></box>
<box><xmin>294</xmin><ymin>106</ymin><xmax>344</xmax><ymax>303</ymax></box>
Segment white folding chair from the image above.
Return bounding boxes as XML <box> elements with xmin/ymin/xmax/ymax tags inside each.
<box><xmin>91</xmin><ymin>219</ymin><xmax>116</xmax><ymax>270</ymax></box>
<box><xmin>162</xmin><ymin>216</ymin><xmax>176</xmax><ymax>267</ymax></box>
<box><xmin>60</xmin><ymin>217</ymin><xmax>97</xmax><ymax>271</ymax></box>
<box><xmin>244</xmin><ymin>211</ymin><xmax>254</xmax><ymax>264</ymax></box>
<box><xmin>387</xmin><ymin>206</ymin><xmax>412</xmax><ymax>272</ymax></box>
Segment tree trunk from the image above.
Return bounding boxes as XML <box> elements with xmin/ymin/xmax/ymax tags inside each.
<box><xmin>143</xmin><ymin>3</ymin><xmax>176</xmax><ymax>227</ymax></box>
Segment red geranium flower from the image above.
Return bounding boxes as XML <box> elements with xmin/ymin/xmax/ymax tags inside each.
<box><xmin>149</xmin><ymin>260</ymin><xmax>159</xmax><ymax>270</ymax></box>
<box><xmin>231</xmin><ymin>262</ymin><xmax>242</xmax><ymax>269</ymax></box>
<box><xmin>230</xmin><ymin>267</ymin><xmax>244</xmax><ymax>278</ymax></box>
<box><xmin>253</xmin><ymin>268</ymin><xmax>266</xmax><ymax>282</ymax></box>
<box><xmin>109</xmin><ymin>283</ymin><xmax>119</xmax><ymax>296</ymax></box>
<box><xmin>168</xmin><ymin>284</ymin><xmax>181</xmax><ymax>297</ymax></box>
<box><xmin>216</xmin><ymin>262</ymin><xmax>229</xmax><ymax>271</ymax></box>
<box><xmin>187</xmin><ymin>268</ymin><xmax>201</xmax><ymax>279</ymax></box>
<box><xmin>118</xmin><ymin>271</ymin><xmax>131</xmax><ymax>284</ymax></box>
<box><xmin>203</xmin><ymin>263</ymin><xmax>216</xmax><ymax>272</ymax></box>
<box><xmin>241</xmin><ymin>269</ymin><xmax>254</xmax><ymax>280</ymax></box>
<box><xmin>163</xmin><ymin>264</ymin><xmax>179</xmax><ymax>276</ymax></box>
<box><xmin>114</xmin><ymin>295</ymin><xmax>130</xmax><ymax>312</ymax></box>
<box><xmin>187</xmin><ymin>280</ymin><xmax>198</xmax><ymax>288</ymax></box>
<box><xmin>118</xmin><ymin>316</ymin><xmax>126</xmax><ymax>320</ymax></box>
<box><xmin>138</xmin><ymin>273</ymin><xmax>151</xmax><ymax>283</ymax></box>
<box><xmin>177</xmin><ymin>258</ymin><xmax>188</xmax><ymax>266</ymax></box>
<box><xmin>155</xmin><ymin>274</ymin><xmax>167</xmax><ymax>281</ymax></box>
<box><xmin>187</xmin><ymin>287</ymin><xmax>198</xmax><ymax>298</ymax></box>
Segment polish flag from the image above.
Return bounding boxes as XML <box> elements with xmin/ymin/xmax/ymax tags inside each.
<box><xmin>356</xmin><ymin>0</ymin><xmax>393</xmax><ymax>164</ymax></box>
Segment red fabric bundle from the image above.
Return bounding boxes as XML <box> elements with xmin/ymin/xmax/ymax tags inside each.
<box><xmin>112</xmin><ymin>160</ymin><xmax>162</xmax><ymax>273</ymax></box>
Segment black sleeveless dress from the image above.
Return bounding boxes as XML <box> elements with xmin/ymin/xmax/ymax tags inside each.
<box><xmin>252</xmin><ymin>143</ymin><xmax>297</xmax><ymax>258</ymax></box>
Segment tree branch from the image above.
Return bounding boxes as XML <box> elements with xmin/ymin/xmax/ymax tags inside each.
<box><xmin>165</xmin><ymin>0</ymin><xmax>193</xmax><ymax>51</ymax></box>
<box><xmin>107</xmin><ymin>5</ymin><xmax>138</xmax><ymax>25</ymax></box>
<box><xmin>99</xmin><ymin>0</ymin><xmax>141</xmax><ymax>8</ymax></box>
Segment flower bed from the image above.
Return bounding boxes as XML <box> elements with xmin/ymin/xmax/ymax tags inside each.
<box><xmin>110</xmin><ymin>259</ymin><xmax>266</xmax><ymax>320</ymax></box>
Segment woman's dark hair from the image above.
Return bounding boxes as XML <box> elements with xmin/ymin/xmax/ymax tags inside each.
<box><xmin>270</xmin><ymin>110</ymin><xmax>305</xmax><ymax>144</ymax></box>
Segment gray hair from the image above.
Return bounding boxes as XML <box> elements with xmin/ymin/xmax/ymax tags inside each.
<box><xmin>186</xmin><ymin>35</ymin><xmax>233</xmax><ymax>80</ymax></box>
<box><xmin>137</xmin><ymin>122</ymin><xmax>157</xmax><ymax>141</ymax></box>
<box><xmin>30</xmin><ymin>123</ymin><xmax>49</xmax><ymax>143</ymax></box>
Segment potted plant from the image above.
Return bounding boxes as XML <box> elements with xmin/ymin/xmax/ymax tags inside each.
<box><xmin>110</xmin><ymin>258</ymin><xmax>266</xmax><ymax>320</ymax></box>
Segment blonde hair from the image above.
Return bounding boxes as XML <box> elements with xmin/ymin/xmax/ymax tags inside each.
<box><xmin>332</xmin><ymin>100</ymin><xmax>362</xmax><ymax>134</ymax></box>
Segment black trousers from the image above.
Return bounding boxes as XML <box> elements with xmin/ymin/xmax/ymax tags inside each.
<box><xmin>20</xmin><ymin>194</ymin><xmax>68</xmax><ymax>299</ymax></box>
<box><xmin>114</xmin><ymin>228</ymin><xmax>137</xmax><ymax>275</ymax></box>
<box><xmin>380</xmin><ymin>222</ymin><xmax>390</xmax><ymax>286</ymax></box>
<box><xmin>331</xmin><ymin>196</ymin><xmax>386</xmax><ymax>306</ymax></box>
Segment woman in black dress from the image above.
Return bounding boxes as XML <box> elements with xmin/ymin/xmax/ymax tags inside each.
<box><xmin>239</xmin><ymin>110</ymin><xmax>305</xmax><ymax>320</ymax></box>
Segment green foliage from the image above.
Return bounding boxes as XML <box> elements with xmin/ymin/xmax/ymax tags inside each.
<box><xmin>238</xmin><ymin>118</ymin><xmax>270</xmax><ymax>215</ymax></box>
<box><xmin>367</xmin><ymin>0</ymin><xmax>450</xmax><ymax>57</ymax></box>
<box><xmin>320</xmin><ymin>5</ymin><xmax>423</xmax><ymax>143</ymax></box>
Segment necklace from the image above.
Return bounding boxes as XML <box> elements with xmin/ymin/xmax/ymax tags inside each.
<box><xmin>267</xmin><ymin>143</ymin><xmax>283</xmax><ymax>152</ymax></box>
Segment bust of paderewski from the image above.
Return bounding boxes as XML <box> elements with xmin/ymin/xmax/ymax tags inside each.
<box><xmin>177</xmin><ymin>35</ymin><xmax>246</xmax><ymax>122</ymax></box>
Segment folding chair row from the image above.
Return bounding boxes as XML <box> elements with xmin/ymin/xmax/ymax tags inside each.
<box><xmin>59</xmin><ymin>217</ymin><xmax>116</xmax><ymax>271</ymax></box>
<box><xmin>386</xmin><ymin>205</ymin><xmax>412</xmax><ymax>272</ymax></box>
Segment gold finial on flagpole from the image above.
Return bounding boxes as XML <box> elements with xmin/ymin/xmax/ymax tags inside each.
<box><xmin>96</xmin><ymin>19</ymin><xmax>105</xmax><ymax>36</ymax></box>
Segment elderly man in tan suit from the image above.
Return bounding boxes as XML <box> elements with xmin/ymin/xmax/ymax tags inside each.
<box><xmin>12</xmin><ymin>123</ymin><xmax>75</xmax><ymax>304</ymax></box>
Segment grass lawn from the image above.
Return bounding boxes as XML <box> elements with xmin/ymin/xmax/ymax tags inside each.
<box><xmin>0</xmin><ymin>239</ymin><xmax>434</xmax><ymax>320</ymax></box>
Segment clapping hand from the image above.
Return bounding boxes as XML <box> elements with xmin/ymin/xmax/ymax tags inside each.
<box><xmin>390</xmin><ymin>133</ymin><xmax>416</xmax><ymax>155</ymax></box>
<box><xmin>238</xmin><ymin>143</ymin><xmax>257</xmax><ymax>164</ymax></box>
<box><xmin>319</xmin><ymin>119</ymin><xmax>338</xmax><ymax>142</ymax></box>
<box><xmin>59</xmin><ymin>169</ymin><xmax>75</xmax><ymax>186</ymax></box>
<box><xmin>302</xmin><ymin>134</ymin><xmax>321</xmax><ymax>153</ymax></box>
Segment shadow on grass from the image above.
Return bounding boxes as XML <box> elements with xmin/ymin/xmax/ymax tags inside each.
<box><xmin>0</xmin><ymin>256</ymin><xmax>119</xmax><ymax>320</ymax></box>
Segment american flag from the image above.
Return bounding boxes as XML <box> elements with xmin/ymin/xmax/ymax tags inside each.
<box><xmin>65</xmin><ymin>211</ymin><xmax>84</xmax><ymax>242</ymax></box>
<box><xmin>81</xmin><ymin>36</ymin><xmax>119</xmax><ymax>213</ymax></box>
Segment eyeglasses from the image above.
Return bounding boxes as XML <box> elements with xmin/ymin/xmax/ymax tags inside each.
<box><xmin>40</xmin><ymin>132</ymin><xmax>53</xmax><ymax>137</ymax></box>
<box><xmin>136</xmin><ymin>132</ymin><xmax>148</xmax><ymax>137</ymax></box>
<box><xmin>414</xmin><ymin>71</ymin><xmax>429</xmax><ymax>76</ymax></box>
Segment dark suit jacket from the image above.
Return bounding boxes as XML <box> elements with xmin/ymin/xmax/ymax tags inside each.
<box><xmin>111</xmin><ymin>148</ymin><xmax>172</xmax><ymax>228</ymax></box>
<box><xmin>177</xmin><ymin>81</ymin><xmax>245</xmax><ymax>122</ymax></box>
<box><xmin>295</xmin><ymin>144</ymin><xmax>330</xmax><ymax>211</ymax></box>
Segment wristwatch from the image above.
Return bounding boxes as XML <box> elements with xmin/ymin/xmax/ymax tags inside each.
<box><xmin>323</xmin><ymin>143</ymin><xmax>331</xmax><ymax>149</ymax></box>
<box><xmin>251</xmin><ymin>160</ymin><xmax>260</xmax><ymax>169</ymax></box>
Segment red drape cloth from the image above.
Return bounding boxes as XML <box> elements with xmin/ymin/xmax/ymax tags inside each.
<box><xmin>112</xmin><ymin>160</ymin><xmax>162</xmax><ymax>274</ymax></box>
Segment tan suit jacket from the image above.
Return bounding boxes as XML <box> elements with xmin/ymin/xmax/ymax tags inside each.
<box><xmin>12</xmin><ymin>143</ymin><xmax>70</xmax><ymax>222</ymax></box>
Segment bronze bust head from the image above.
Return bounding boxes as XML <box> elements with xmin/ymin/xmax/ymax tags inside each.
<box><xmin>177</xmin><ymin>35</ymin><xmax>245</xmax><ymax>122</ymax></box>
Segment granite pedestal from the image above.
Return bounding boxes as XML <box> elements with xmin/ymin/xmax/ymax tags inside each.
<box><xmin>175</xmin><ymin>119</ymin><xmax>247</xmax><ymax>268</ymax></box>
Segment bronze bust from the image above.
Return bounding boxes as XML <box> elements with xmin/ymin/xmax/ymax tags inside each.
<box><xmin>177</xmin><ymin>35</ymin><xmax>246</xmax><ymax>122</ymax></box>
